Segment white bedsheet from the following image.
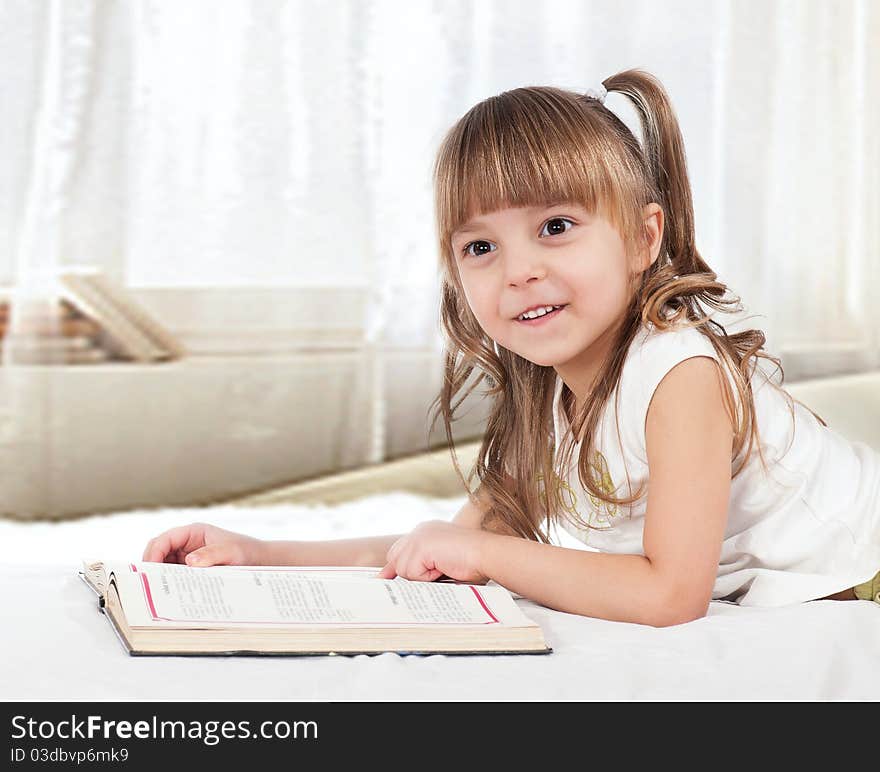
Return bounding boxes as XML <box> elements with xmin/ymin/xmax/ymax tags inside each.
<box><xmin>1</xmin><ymin>492</ymin><xmax>878</xmax><ymax>701</ymax></box>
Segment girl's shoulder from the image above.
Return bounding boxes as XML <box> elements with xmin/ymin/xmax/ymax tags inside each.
<box><xmin>616</xmin><ymin>319</ymin><xmax>742</xmax><ymax>436</ymax></box>
<box><xmin>554</xmin><ymin>319</ymin><xmax>720</xmax><ymax>413</ymax></box>
<box><xmin>625</xmin><ymin>319</ymin><xmax>721</xmax><ymax>383</ymax></box>
<box><xmin>633</xmin><ymin>317</ymin><xmax>776</xmax><ymax>390</ymax></box>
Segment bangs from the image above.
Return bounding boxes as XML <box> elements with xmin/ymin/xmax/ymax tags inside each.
<box><xmin>434</xmin><ymin>87</ymin><xmax>647</xmax><ymax>260</ymax></box>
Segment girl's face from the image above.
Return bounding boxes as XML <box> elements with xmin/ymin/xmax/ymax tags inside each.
<box><xmin>451</xmin><ymin>202</ymin><xmax>662</xmax><ymax>398</ymax></box>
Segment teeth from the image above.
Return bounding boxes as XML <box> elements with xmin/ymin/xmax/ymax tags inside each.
<box><xmin>518</xmin><ymin>305</ymin><xmax>561</xmax><ymax>321</ymax></box>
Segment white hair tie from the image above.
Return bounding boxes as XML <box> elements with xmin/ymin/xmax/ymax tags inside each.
<box><xmin>584</xmin><ymin>83</ymin><xmax>607</xmax><ymax>104</ymax></box>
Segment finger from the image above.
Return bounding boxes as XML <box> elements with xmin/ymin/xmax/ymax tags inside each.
<box><xmin>376</xmin><ymin>562</ymin><xmax>397</xmax><ymax>579</ymax></box>
<box><xmin>143</xmin><ymin>525</ymin><xmax>205</xmax><ymax>563</ymax></box>
<box><xmin>142</xmin><ymin>534</ymin><xmax>181</xmax><ymax>563</ymax></box>
<box><xmin>407</xmin><ymin>563</ymin><xmax>443</xmax><ymax>583</ymax></box>
<box><xmin>186</xmin><ymin>544</ymin><xmax>237</xmax><ymax>567</ymax></box>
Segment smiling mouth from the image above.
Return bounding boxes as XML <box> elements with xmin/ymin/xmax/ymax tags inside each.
<box><xmin>515</xmin><ymin>305</ymin><xmax>567</xmax><ymax>324</ymax></box>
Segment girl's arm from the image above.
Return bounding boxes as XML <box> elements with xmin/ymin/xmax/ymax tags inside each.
<box><xmin>142</xmin><ymin>483</ymin><xmax>502</xmax><ymax>568</ymax></box>
<box><xmin>261</xmin><ymin>533</ymin><xmax>404</xmax><ymax>567</ymax></box>
<box><xmin>481</xmin><ymin>356</ymin><xmax>733</xmax><ymax>626</ymax></box>
<box><xmin>382</xmin><ymin>356</ymin><xmax>734</xmax><ymax>627</ymax></box>
<box><xmin>263</xmin><ymin>482</ymin><xmax>503</xmax><ymax>567</ymax></box>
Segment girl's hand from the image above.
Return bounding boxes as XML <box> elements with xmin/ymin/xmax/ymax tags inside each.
<box><xmin>377</xmin><ymin>520</ymin><xmax>489</xmax><ymax>584</ymax></box>
<box><xmin>142</xmin><ymin>523</ymin><xmax>267</xmax><ymax>567</ymax></box>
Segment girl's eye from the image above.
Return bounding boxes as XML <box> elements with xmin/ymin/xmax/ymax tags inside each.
<box><xmin>462</xmin><ymin>240</ymin><xmax>495</xmax><ymax>258</ymax></box>
<box><xmin>540</xmin><ymin>217</ymin><xmax>575</xmax><ymax>237</ymax></box>
<box><xmin>460</xmin><ymin>217</ymin><xmax>575</xmax><ymax>258</ymax></box>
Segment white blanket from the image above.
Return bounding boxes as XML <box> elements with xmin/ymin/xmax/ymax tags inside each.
<box><xmin>2</xmin><ymin>492</ymin><xmax>878</xmax><ymax>700</ymax></box>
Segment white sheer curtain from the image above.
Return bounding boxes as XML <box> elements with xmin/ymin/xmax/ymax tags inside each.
<box><xmin>710</xmin><ymin>0</ymin><xmax>880</xmax><ymax>377</ymax></box>
<box><xmin>1</xmin><ymin>0</ymin><xmax>877</xmax><ymax>517</ymax></box>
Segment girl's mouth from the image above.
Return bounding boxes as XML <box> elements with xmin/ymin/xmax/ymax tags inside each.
<box><xmin>515</xmin><ymin>305</ymin><xmax>566</xmax><ymax>326</ymax></box>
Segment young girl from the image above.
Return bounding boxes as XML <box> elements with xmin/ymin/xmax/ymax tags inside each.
<box><xmin>144</xmin><ymin>68</ymin><xmax>880</xmax><ymax>627</ymax></box>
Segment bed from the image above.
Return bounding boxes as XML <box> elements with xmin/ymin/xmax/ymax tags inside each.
<box><xmin>1</xmin><ymin>372</ymin><xmax>879</xmax><ymax>701</ymax></box>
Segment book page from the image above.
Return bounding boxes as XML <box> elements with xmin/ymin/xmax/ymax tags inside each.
<box><xmin>104</xmin><ymin>562</ymin><xmax>532</xmax><ymax>629</ymax></box>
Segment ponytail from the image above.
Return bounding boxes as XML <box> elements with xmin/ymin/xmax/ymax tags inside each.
<box><xmin>603</xmin><ymin>70</ymin><xmax>716</xmax><ymax>289</ymax></box>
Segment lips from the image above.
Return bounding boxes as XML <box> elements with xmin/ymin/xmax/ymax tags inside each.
<box><xmin>513</xmin><ymin>303</ymin><xmax>567</xmax><ymax>320</ymax></box>
<box><xmin>515</xmin><ymin>305</ymin><xmax>566</xmax><ymax>325</ymax></box>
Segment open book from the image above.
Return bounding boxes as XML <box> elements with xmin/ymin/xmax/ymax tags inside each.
<box><xmin>80</xmin><ymin>561</ymin><xmax>551</xmax><ymax>657</ymax></box>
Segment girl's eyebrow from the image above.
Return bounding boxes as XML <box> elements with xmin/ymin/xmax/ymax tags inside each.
<box><xmin>452</xmin><ymin>219</ymin><xmax>491</xmax><ymax>238</ymax></box>
<box><xmin>452</xmin><ymin>201</ymin><xmax>576</xmax><ymax>238</ymax></box>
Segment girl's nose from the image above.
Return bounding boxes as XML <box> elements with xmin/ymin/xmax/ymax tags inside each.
<box><xmin>504</xmin><ymin>252</ymin><xmax>548</xmax><ymax>286</ymax></box>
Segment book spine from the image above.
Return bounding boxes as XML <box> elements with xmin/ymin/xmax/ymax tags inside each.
<box><xmin>0</xmin><ymin>342</ymin><xmax>110</xmax><ymax>364</ymax></box>
<box><xmin>0</xmin><ymin>335</ymin><xmax>93</xmax><ymax>352</ymax></box>
<box><xmin>58</xmin><ymin>275</ymin><xmax>165</xmax><ymax>362</ymax></box>
<box><xmin>0</xmin><ymin>317</ymin><xmax>100</xmax><ymax>338</ymax></box>
<box><xmin>83</xmin><ymin>273</ymin><xmax>187</xmax><ymax>359</ymax></box>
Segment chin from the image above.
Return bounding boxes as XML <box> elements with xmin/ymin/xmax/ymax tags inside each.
<box><xmin>508</xmin><ymin>349</ymin><xmax>563</xmax><ymax>368</ymax></box>
<box><xmin>527</xmin><ymin>355</ymin><xmax>559</xmax><ymax>367</ymax></box>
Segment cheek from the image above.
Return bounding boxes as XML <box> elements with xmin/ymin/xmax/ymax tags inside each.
<box><xmin>460</xmin><ymin>272</ymin><xmax>491</xmax><ymax>308</ymax></box>
<box><xmin>573</xmin><ymin>263</ymin><xmax>630</xmax><ymax>315</ymax></box>
<box><xmin>458</xmin><ymin>279</ymin><xmax>493</xmax><ymax>329</ymax></box>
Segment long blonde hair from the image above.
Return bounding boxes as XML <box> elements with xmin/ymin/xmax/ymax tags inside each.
<box><xmin>428</xmin><ymin>68</ymin><xmax>824</xmax><ymax>542</ymax></box>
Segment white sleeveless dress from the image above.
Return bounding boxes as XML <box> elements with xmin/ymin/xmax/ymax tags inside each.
<box><xmin>551</xmin><ymin>321</ymin><xmax>880</xmax><ymax>606</ymax></box>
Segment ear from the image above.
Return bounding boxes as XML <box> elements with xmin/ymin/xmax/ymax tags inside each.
<box><xmin>636</xmin><ymin>203</ymin><xmax>664</xmax><ymax>273</ymax></box>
